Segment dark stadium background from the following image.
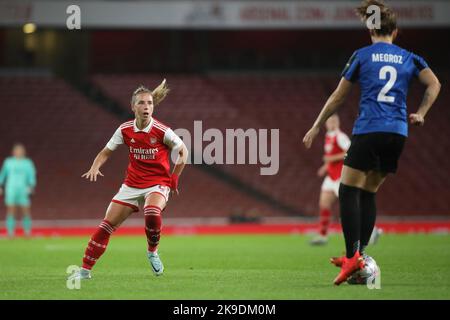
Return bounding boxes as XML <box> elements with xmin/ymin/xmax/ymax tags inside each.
<box><xmin>0</xmin><ymin>0</ymin><xmax>449</xmax><ymax>234</ymax></box>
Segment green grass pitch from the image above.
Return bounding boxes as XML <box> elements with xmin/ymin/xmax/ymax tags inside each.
<box><xmin>1</xmin><ymin>234</ymin><xmax>449</xmax><ymax>299</ymax></box>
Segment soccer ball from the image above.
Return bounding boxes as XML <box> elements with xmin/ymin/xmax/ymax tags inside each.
<box><xmin>347</xmin><ymin>255</ymin><xmax>380</xmax><ymax>285</ymax></box>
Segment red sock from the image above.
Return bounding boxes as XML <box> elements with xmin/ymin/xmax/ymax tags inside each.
<box><xmin>319</xmin><ymin>209</ymin><xmax>331</xmax><ymax>236</ymax></box>
<box><xmin>144</xmin><ymin>205</ymin><xmax>162</xmax><ymax>252</ymax></box>
<box><xmin>82</xmin><ymin>219</ymin><xmax>115</xmax><ymax>270</ymax></box>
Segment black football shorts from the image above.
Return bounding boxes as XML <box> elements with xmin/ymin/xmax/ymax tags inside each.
<box><xmin>344</xmin><ymin>132</ymin><xmax>406</xmax><ymax>174</ymax></box>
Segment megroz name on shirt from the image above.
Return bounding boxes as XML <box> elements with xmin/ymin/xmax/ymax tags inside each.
<box><xmin>129</xmin><ymin>146</ymin><xmax>159</xmax><ymax>160</ymax></box>
<box><xmin>372</xmin><ymin>53</ymin><xmax>403</xmax><ymax>64</ymax></box>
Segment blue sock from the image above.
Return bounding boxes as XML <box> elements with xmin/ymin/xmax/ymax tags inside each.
<box><xmin>6</xmin><ymin>214</ymin><xmax>16</xmax><ymax>237</ymax></box>
<box><xmin>22</xmin><ymin>215</ymin><xmax>32</xmax><ymax>236</ymax></box>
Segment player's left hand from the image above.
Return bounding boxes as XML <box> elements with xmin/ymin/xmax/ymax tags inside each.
<box><xmin>409</xmin><ymin>113</ymin><xmax>425</xmax><ymax>126</ymax></box>
<box><xmin>303</xmin><ymin>126</ymin><xmax>320</xmax><ymax>149</ymax></box>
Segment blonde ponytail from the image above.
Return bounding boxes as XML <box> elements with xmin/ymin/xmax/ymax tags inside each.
<box><xmin>130</xmin><ymin>79</ymin><xmax>170</xmax><ymax>107</ymax></box>
<box><xmin>152</xmin><ymin>78</ymin><xmax>170</xmax><ymax>106</ymax></box>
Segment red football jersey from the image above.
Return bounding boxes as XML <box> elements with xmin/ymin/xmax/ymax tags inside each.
<box><xmin>106</xmin><ymin>118</ymin><xmax>183</xmax><ymax>189</ymax></box>
<box><xmin>324</xmin><ymin>130</ymin><xmax>350</xmax><ymax>181</ymax></box>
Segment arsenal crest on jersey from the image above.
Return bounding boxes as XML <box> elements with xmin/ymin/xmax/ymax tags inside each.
<box><xmin>150</xmin><ymin>136</ymin><xmax>157</xmax><ymax>145</ymax></box>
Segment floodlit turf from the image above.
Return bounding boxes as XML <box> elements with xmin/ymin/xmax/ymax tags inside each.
<box><xmin>0</xmin><ymin>234</ymin><xmax>449</xmax><ymax>299</ymax></box>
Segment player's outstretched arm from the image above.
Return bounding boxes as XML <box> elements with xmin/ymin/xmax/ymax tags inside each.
<box><xmin>82</xmin><ymin>147</ymin><xmax>113</xmax><ymax>182</ymax></box>
<box><xmin>303</xmin><ymin>78</ymin><xmax>353</xmax><ymax>149</ymax></box>
<box><xmin>410</xmin><ymin>68</ymin><xmax>441</xmax><ymax>126</ymax></box>
<box><xmin>170</xmin><ymin>142</ymin><xmax>189</xmax><ymax>195</ymax></box>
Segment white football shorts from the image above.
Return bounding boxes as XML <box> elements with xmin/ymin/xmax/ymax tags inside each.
<box><xmin>321</xmin><ymin>176</ymin><xmax>340</xmax><ymax>197</ymax></box>
<box><xmin>112</xmin><ymin>184</ymin><xmax>170</xmax><ymax>212</ymax></box>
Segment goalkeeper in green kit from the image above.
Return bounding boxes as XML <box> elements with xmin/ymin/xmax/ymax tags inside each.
<box><xmin>0</xmin><ymin>143</ymin><xmax>36</xmax><ymax>237</ymax></box>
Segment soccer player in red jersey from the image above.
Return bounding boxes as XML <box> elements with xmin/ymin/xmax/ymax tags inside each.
<box><xmin>69</xmin><ymin>80</ymin><xmax>188</xmax><ymax>280</ymax></box>
<box><xmin>309</xmin><ymin>115</ymin><xmax>382</xmax><ymax>246</ymax></box>
<box><xmin>310</xmin><ymin>115</ymin><xmax>350</xmax><ymax>245</ymax></box>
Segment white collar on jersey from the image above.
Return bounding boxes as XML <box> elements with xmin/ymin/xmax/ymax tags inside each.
<box><xmin>133</xmin><ymin>118</ymin><xmax>154</xmax><ymax>133</ymax></box>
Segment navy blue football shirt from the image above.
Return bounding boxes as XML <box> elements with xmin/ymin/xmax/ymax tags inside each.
<box><xmin>342</xmin><ymin>42</ymin><xmax>428</xmax><ymax>137</ymax></box>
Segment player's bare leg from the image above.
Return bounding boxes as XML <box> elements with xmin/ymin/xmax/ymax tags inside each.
<box><xmin>69</xmin><ymin>202</ymin><xmax>134</xmax><ymax>281</ymax></box>
<box><xmin>104</xmin><ymin>202</ymin><xmax>135</xmax><ymax>229</ymax></box>
<box><xmin>144</xmin><ymin>192</ymin><xmax>167</xmax><ymax>276</ymax></box>
<box><xmin>5</xmin><ymin>206</ymin><xmax>16</xmax><ymax>238</ymax></box>
<box><xmin>340</xmin><ymin>166</ymin><xmax>367</xmax><ymax>189</ymax></box>
<box><xmin>310</xmin><ymin>191</ymin><xmax>336</xmax><ymax>245</ymax></box>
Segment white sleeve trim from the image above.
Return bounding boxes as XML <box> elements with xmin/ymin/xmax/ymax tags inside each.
<box><xmin>336</xmin><ymin>132</ymin><xmax>351</xmax><ymax>151</ymax></box>
<box><xmin>106</xmin><ymin>127</ymin><xmax>124</xmax><ymax>151</ymax></box>
<box><xmin>163</xmin><ymin>128</ymin><xmax>183</xmax><ymax>150</ymax></box>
